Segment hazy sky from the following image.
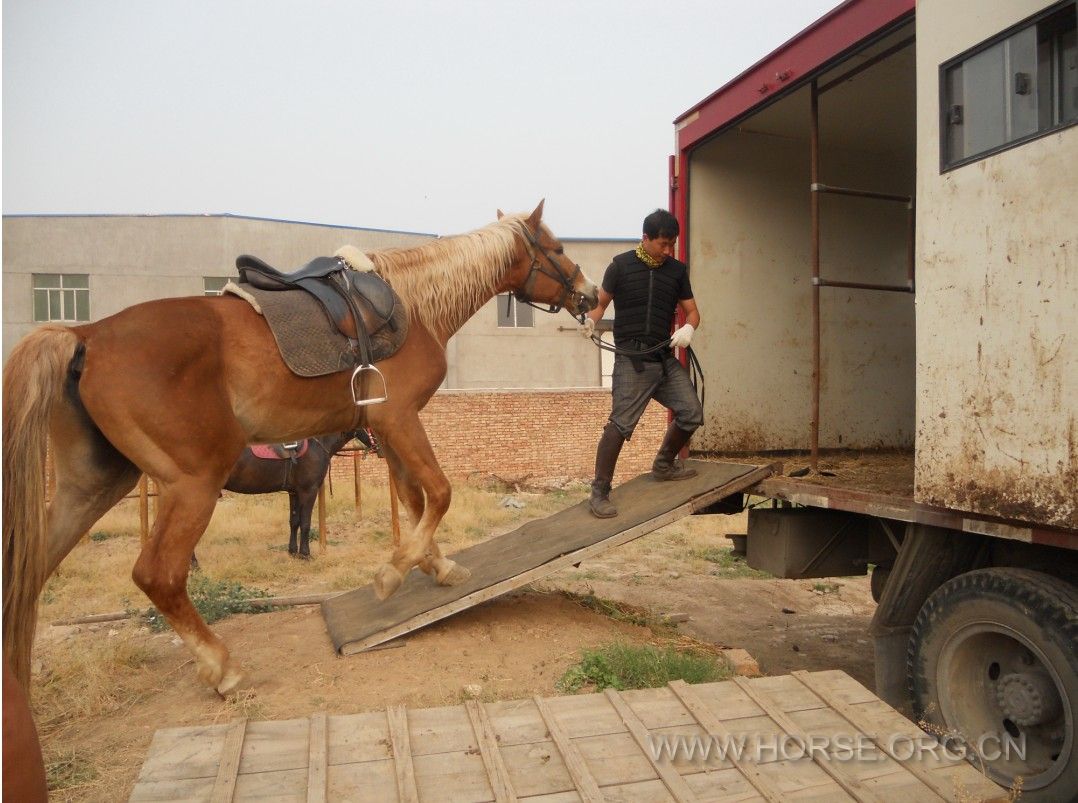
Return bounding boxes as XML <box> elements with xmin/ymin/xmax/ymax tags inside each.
<box><xmin>3</xmin><ymin>1</ymin><xmax>840</xmax><ymax>238</ymax></box>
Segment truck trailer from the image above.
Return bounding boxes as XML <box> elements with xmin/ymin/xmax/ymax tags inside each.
<box><xmin>673</xmin><ymin>0</ymin><xmax>1077</xmax><ymax>798</ymax></box>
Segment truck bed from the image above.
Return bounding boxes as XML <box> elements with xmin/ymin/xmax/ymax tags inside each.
<box><xmin>699</xmin><ymin>449</ymin><xmax>1075</xmax><ymax>550</ymax></box>
<box><xmin>701</xmin><ymin>449</ymin><xmax>915</xmax><ymax>497</ymax></box>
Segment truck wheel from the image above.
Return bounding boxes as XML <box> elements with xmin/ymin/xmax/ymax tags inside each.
<box><xmin>908</xmin><ymin>568</ymin><xmax>1077</xmax><ymax>800</ymax></box>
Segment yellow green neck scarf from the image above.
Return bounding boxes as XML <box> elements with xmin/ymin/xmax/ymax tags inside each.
<box><xmin>635</xmin><ymin>242</ymin><xmax>663</xmax><ymax>268</ymax></box>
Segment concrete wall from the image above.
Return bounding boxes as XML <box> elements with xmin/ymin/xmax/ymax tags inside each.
<box><xmin>445</xmin><ymin>238</ymin><xmax>633</xmax><ymax>389</ymax></box>
<box><xmin>915</xmin><ymin>0</ymin><xmax>1078</xmax><ymax>529</ymax></box>
<box><xmin>687</xmin><ymin>94</ymin><xmax>916</xmax><ymax>452</ymax></box>
<box><xmin>2</xmin><ymin>215</ymin><xmax>431</xmax><ymax>361</ymax></box>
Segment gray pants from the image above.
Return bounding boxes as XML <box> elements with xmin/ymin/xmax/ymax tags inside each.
<box><xmin>609</xmin><ymin>354</ymin><xmax>703</xmax><ymax>439</ymax></box>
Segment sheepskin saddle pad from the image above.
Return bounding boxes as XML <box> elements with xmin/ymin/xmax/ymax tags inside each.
<box><xmin>224</xmin><ymin>250</ymin><xmax>409</xmax><ymax>378</ymax></box>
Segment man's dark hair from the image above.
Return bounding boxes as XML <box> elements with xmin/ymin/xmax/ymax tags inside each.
<box><xmin>642</xmin><ymin>209</ymin><xmax>679</xmax><ymax>240</ymax></box>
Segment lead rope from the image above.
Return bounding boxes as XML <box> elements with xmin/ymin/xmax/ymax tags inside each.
<box><xmin>587</xmin><ymin>333</ymin><xmax>705</xmax><ymax>409</ymax></box>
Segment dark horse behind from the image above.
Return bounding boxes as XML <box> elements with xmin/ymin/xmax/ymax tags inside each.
<box><xmin>223</xmin><ymin>430</ymin><xmax>370</xmax><ymax>558</ymax></box>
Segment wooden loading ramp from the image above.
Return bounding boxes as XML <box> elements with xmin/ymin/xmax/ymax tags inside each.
<box><xmin>322</xmin><ymin>460</ymin><xmax>775</xmax><ymax>655</ymax></box>
<box><xmin>130</xmin><ymin>669</ymin><xmax>1003</xmax><ymax>801</ymax></box>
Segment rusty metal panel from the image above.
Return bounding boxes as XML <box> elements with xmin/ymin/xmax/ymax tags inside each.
<box><xmin>914</xmin><ymin>0</ymin><xmax>1078</xmax><ymax>530</ymax></box>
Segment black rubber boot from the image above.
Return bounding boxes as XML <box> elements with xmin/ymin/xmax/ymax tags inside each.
<box><xmin>589</xmin><ymin>423</ymin><xmax>624</xmax><ymax>518</ymax></box>
<box><xmin>652</xmin><ymin>423</ymin><xmax>698</xmax><ymax>481</ymax></box>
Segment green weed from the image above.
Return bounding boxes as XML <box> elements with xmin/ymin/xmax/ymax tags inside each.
<box><xmin>689</xmin><ymin>546</ymin><xmax>770</xmax><ymax>578</ymax></box>
<box><xmin>557</xmin><ymin>642</ymin><xmax>730</xmax><ymax>693</ymax></box>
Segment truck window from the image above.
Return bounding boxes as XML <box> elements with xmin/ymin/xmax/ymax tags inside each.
<box><xmin>941</xmin><ymin>1</ymin><xmax>1076</xmax><ymax>170</ymax></box>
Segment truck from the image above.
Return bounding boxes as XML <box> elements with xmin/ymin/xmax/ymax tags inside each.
<box><xmin>672</xmin><ymin>0</ymin><xmax>1077</xmax><ymax>798</ymax></box>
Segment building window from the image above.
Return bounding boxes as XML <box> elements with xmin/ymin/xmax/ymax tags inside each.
<box><xmin>32</xmin><ymin>274</ymin><xmax>89</xmax><ymax>322</ymax></box>
<box><xmin>204</xmin><ymin>277</ymin><xmax>229</xmax><ymax>296</ymax></box>
<box><xmin>941</xmin><ymin>1</ymin><xmax>1077</xmax><ymax>170</ymax></box>
<box><xmin>496</xmin><ymin>294</ymin><xmax>534</xmax><ymax>328</ymax></box>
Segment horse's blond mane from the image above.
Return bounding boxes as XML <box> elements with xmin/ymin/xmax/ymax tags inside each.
<box><xmin>365</xmin><ymin>215</ymin><xmax>529</xmax><ymax>336</ymax></box>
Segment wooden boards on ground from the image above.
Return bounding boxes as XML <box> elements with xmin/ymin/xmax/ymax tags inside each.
<box><xmin>130</xmin><ymin>669</ymin><xmax>1004</xmax><ymax>802</ymax></box>
<box><xmin>321</xmin><ymin>460</ymin><xmax>774</xmax><ymax>655</ymax></box>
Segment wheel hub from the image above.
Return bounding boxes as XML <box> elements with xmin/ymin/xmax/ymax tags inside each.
<box><xmin>996</xmin><ymin>671</ymin><xmax>1063</xmax><ymax>727</ymax></box>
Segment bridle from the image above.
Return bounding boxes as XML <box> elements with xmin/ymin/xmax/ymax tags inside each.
<box><xmin>511</xmin><ymin>225</ymin><xmax>588</xmax><ymax>321</ymax></box>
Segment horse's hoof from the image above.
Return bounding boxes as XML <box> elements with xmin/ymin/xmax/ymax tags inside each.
<box><xmin>374</xmin><ymin>564</ymin><xmax>403</xmax><ymax>600</ymax></box>
<box><xmin>436</xmin><ymin>560</ymin><xmax>471</xmax><ymax>587</ymax></box>
<box><xmin>197</xmin><ymin>662</ymin><xmax>224</xmax><ymax>689</ymax></box>
<box><xmin>297</xmin><ymin>552</ymin><xmax>312</xmax><ymax>561</ymax></box>
<box><xmin>215</xmin><ymin>666</ymin><xmax>249</xmax><ymax>697</ymax></box>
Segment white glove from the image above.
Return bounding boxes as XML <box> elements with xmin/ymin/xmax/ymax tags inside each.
<box><xmin>580</xmin><ymin>317</ymin><xmax>596</xmax><ymax>339</ymax></box>
<box><xmin>669</xmin><ymin>323</ymin><xmax>694</xmax><ymax>349</ymax></box>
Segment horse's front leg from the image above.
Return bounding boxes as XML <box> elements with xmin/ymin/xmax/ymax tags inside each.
<box><xmin>131</xmin><ymin>478</ymin><xmax>245</xmax><ymax>695</ymax></box>
<box><xmin>295</xmin><ymin>488</ymin><xmax>317</xmax><ymax>560</ymax></box>
<box><xmin>287</xmin><ymin>491</ymin><xmax>300</xmax><ymax>557</ymax></box>
<box><xmin>373</xmin><ymin>421</ymin><xmax>470</xmax><ymax>599</ymax></box>
<box><xmin>382</xmin><ymin>443</ymin><xmax>434</xmax><ymax>576</ymax></box>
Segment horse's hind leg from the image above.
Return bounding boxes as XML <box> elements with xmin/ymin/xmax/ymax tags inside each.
<box><xmin>373</xmin><ymin>420</ymin><xmax>470</xmax><ymax>599</ymax></box>
<box><xmin>131</xmin><ymin>479</ymin><xmax>243</xmax><ymax>695</ymax></box>
<box><xmin>45</xmin><ymin>393</ymin><xmax>142</xmax><ymax>574</ymax></box>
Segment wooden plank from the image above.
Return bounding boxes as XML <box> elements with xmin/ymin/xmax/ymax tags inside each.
<box><xmin>668</xmin><ymin>680</ymin><xmax>786</xmax><ymax>802</ymax></box>
<box><xmin>792</xmin><ymin>671</ymin><xmax>952</xmax><ymax>800</ymax></box>
<box><xmin>731</xmin><ymin>677</ymin><xmax>888</xmax><ymax>803</ymax></box>
<box><xmin>209</xmin><ymin>718</ymin><xmax>247</xmax><ymax>803</ymax></box>
<box><xmin>307</xmin><ymin>712</ymin><xmax>328</xmax><ymax>803</ymax></box>
<box><xmin>533</xmin><ymin>695</ymin><xmax>605</xmax><ymax>803</ymax></box>
<box><xmin>329</xmin><ymin>461</ymin><xmax>776</xmax><ymax>654</ymax></box>
<box><xmin>465</xmin><ymin>699</ymin><xmax>518</xmax><ymax>803</ymax></box>
<box><xmin>604</xmin><ymin>688</ymin><xmax>698</xmax><ymax>803</ymax></box>
<box><xmin>386</xmin><ymin>705</ymin><xmax>420</xmax><ymax>803</ymax></box>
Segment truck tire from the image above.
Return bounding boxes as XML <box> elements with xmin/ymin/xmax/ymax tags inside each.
<box><xmin>908</xmin><ymin>568</ymin><xmax>1077</xmax><ymax>800</ymax></box>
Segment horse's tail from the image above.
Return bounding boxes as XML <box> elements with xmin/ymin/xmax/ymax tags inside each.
<box><xmin>3</xmin><ymin>324</ymin><xmax>80</xmax><ymax>687</ymax></box>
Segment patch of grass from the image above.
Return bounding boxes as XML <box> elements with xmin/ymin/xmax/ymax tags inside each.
<box><xmin>812</xmin><ymin>582</ymin><xmax>842</xmax><ymax>594</ymax></box>
<box><xmin>45</xmin><ymin>749</ymin><xmax>98</xmax><ymax>792</ymax></box>
<box><xmin>89</xmin><ymin>530</ymin><xmax>121</xmax><ymax>542</ymax></box>
<box><xmin>564</xmin><ymin>591</ymin><xmax>670</xmax><ymax>632</ymax></box>
<box><xmin>557</xmin><ymin>642</ymin><xmax>731</xmax><ymax>694</ymax></box>
<box><xmin>142</xmin><ymin>573</ymin><xmax>270</xmax><ymax>632</ymax></box>
<box><xmin>689</xmin><ymin>546</ymin><xmax>771</xmax><ymax>578</ymax></box>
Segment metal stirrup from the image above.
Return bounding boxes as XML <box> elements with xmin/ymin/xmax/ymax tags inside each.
<box><xmin>350</xmin><ymin>363</ymin><xmax>388</xmax><ymax>407</ymax></box>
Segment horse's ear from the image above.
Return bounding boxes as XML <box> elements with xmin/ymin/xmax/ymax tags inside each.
<box><xmin>527</xmin><ymin>199</ymin><xmax>545</xmax><ymax>229</ymax></box>
<box><xmin>496</xmin><ymin>209</ymin><xmax>504</xmax><ymax>220</ymax></box>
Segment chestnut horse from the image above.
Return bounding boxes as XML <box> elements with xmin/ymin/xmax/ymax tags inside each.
<box><xmin>2</xmin><ymin>201</ymin><xmax>597</xmax><ymax>694</ymax></box>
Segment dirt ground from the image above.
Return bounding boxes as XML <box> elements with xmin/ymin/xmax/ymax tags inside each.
<box><xmin>30</xmin><ymin>489</ymin><xmax>877</xmax><ymax>801</ymax></box>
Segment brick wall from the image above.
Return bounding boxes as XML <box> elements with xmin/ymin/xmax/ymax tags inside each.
<box><xmin>329</xmin><ymin>388</ymin><xmax>668</xmax><ymax>487</ymax></box>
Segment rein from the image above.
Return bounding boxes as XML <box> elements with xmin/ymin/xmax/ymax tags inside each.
<box><xmin>587</xmin><ymin>333</ymin><xmax>706</xmax><ymax>409</ymax></box>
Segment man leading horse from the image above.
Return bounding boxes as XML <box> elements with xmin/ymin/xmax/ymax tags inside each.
<box><xmin>580</xmin><ymin>208</ymin><xmax>703</xmax><ymax>518</ymax></box>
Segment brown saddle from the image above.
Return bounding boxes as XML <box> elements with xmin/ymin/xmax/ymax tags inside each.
<box><xmin>237</xmin><ymin>255</ymin><xmax>397</xmax><ymax>349</ymax></box>
<box><xmin>234</xmin><ymin>255</ymin><xmax>410</xmax><ymax>394</ymax></box>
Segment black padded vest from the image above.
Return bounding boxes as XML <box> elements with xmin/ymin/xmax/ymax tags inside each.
<box><xmin>603</xmin><ymin>250</ymin><xmax>691</xmax><ymax>351</ymax></box>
